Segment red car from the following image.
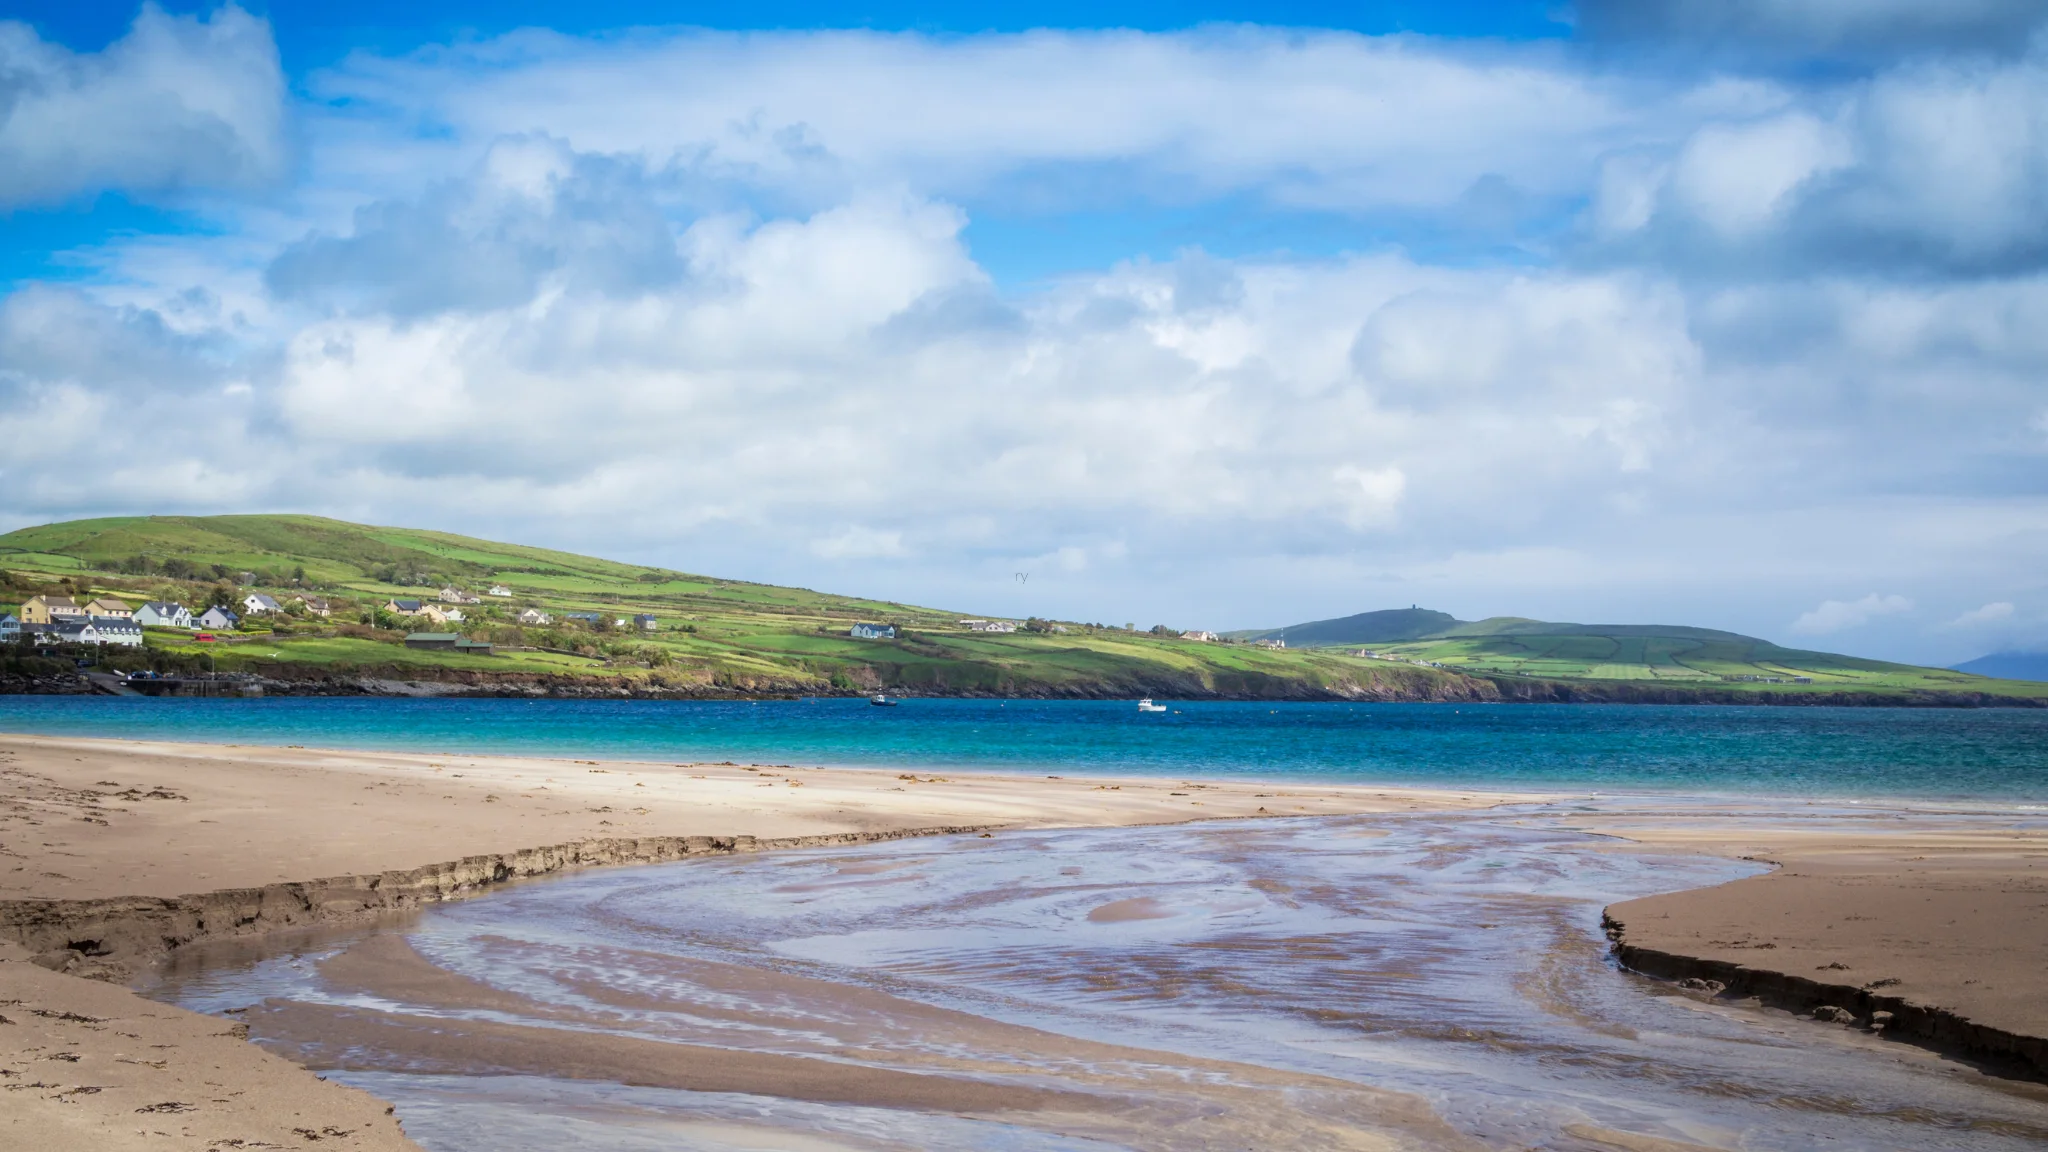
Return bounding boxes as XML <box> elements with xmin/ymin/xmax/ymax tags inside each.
<box><xmin>194</xmin><ymin>633</ymin><xmax>217</xmax><ymax>643</ymax></box>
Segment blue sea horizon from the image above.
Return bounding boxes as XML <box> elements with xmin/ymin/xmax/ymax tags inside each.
<box><xmin>1</xmin><ymin>697</ymin><xmax>2042</xmax><ymax>802</ymax></box>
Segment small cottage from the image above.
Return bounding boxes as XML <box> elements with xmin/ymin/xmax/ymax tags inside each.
<box><xmin>196</xmin><ymin>606</ymin><xmax>240</xmax><ymax>631</ymax></box>
<box><xmin>517</xmin><ymin>608</ymin><xmax>552</xmax><ymax>626</ymax></box>
<box><xmin>850</xmin><ymin>622</ymin><xmax>896</xmax><ymax>640</ymax></box>
<box><xmin>242</xmin><ymin>593</ymin><xmax>282</xmax><ymax>616</ymax></box>
<box><xmin>635</xmin><ymin>614</ymin><xmax>658</xmax><ymax>631</ymax></box>
<box><xmin>488</xmin><ymin>585</ymin><xmax>513</xmax><ymax>597</ymax></box>
<box><xmin>0</xmin><ymin>614</ymin><xmax>18</xmax><ymax>641</ymax></box>
<box><xmin>84</xmin><ymin>598</ymin><xmax>133</xmax><ymax>618</ymax></box>
<box><xmin>293</xmin><ymin>595</ymin><xmax>332</xmax><ymax>618</ymax></box>
<box><xmin>135</xmin><ymin>602</ymin><xmax>193</xmax><ymax>629</ymax></box>
<box><xmin>385</xmin><ymin>599</ymin><xmax>424</xmax><ymax>615</ymax></box>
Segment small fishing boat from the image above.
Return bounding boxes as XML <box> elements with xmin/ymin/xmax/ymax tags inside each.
<box><xmin>870</xmin><ymin>694</ymin><xmax>898</xmax><ymax>707</ymax></box>
<box><xmin>1137</xmin><ymin>698</ymin><xmax>1167</xmax><ymax>712</ymax></box>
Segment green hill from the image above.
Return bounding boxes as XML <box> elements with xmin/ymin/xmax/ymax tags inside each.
<box><xmin>1</xmin><ymin>515</ymin><xmax>2040</xmax><ymax>704</ymax></box>
<box><xmin>0</xmin><ymin>515</ymin><xmax>1472</xmax><ymax>701</ymax></box>
<box><xmin>1226</xmin><ymin>607</ymin><xmax>1459</xmax><ymax>646</ymax></box>
<box><xmin>1240</xmin><ymin>606</ymin><xmax>2028</xmax><ymax>697</ymax></box>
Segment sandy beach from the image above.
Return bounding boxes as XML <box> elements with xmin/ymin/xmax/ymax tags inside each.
<box><xmin>1</xmin><ymin>732</ymin><xmax>2044</xmax><ymax>1150</ymax></box>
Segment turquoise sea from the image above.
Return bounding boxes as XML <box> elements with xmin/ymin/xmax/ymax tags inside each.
<box><xmin>2</xmin><ymin>697</ymin><xmax>2043</xmax><ymax>799</ymax></box>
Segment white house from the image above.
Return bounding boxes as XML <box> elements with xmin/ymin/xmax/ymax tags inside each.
<box><xmin>438</xmin><ymin>587</ymin><xmax>481</xmax><ymax>605</ymax></box>
<box><xmin>634</xmin><ymin>614</ymin><xmax>658</xmax><ymax>631</ymax></box>
<box><xmin>420</xmin><ymin>604</ymin><xmax>464</xmax><ymax>625</ymax></box>
<box><xmin>1253</xmin><ymin>638</ymin><xmax>1286</xmax><ymax>649</ymax></box>
<box><xmin>488</xmin><ymin>585</ymin><xmax>513</xmax><ymax>597</ymax></box>
<box><xmin>517</xmin><ymin>608</ymin><xmax>552</xmax><ymax>625</ymax></box>
<box><xmin>32</xmin><ymin>618</ymin><xmax>142</xmax><ymax>647</ymax></box>
<box><xmin>88</xmin><ymin>617</ymin><xmax>144</xmax><ymax>647</ymax></box>
<box><xmin>1181</xmin><ymin>630</ymin><xmax>1218</xmax><ymax>642</ymax></box>
<box><xmin>196</xmin><ymin>606</ymin><xmax>240</xmax><ymax>631</ymax></box>
<box><xmin>242</xmin><ymin>593</ymin><xmax>282</xmax><ymax>616</ymax></box>
<box><xmin>969</xmin><ymin>620</ymin><xmax>1018</xmax><ymax>633</ymax></box>
<box><xmin>850</xmin><ymin>622</ymin><xmax>896</xmax><ymax>640</ymax></box>
<box><xmin>135</xmin><ymin>602</ymin><xmax>194</xmax><ymax>629</ymax></box>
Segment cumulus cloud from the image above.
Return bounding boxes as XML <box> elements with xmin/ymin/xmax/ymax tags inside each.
<box><xmin>306</xmin><ymin>28</ymin><xmax>1671</xmax><ymax>216</ymax></box>
<box><xmin>268</xmin><ymin>136</ymin><xmax>686</xmax><ymax>316</ymax></box>
<box><xmin>1949</xmin><ymin>601</ymin><xmax>2017</xmax><ymax>627</ymax></box>
<box><xmin>1588</xmin><ymin>51</ymin><xmax>2048</xmax><ymax>273</ymax></box>
<box><xmin>0</xmin><ymin>4</ymin><xmax>286</xmax><ymax>207</ymax></box>
<box><xmin>1791</xmin><ymin>592</ymin><xmax>1913</xmax><ymax>634</ymax></box>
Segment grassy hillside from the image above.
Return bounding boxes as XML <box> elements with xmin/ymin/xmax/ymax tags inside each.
<box><xmin>0</xmin><ymin>515</ymin><xmax>1474</xmax><ymax>700</ymax></box>
<box><xmin>2</xmin><ymin>515</ymin><xmax>2040</xmax><ymax>703</ymax></box>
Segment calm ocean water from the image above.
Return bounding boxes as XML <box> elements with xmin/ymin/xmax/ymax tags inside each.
<box><xmin>2</xmin><ymin>697</ymin><xmax>2043</xmax><ymax>799</ymax></box>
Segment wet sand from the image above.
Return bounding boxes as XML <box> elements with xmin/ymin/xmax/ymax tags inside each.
<box><xmin>1590</xmin><ymin>806</ymin><xmax>2048</xmax><ymax>1064</ymax></box>
<box><xmin>1</xmin><ymin>732</ymin><xmax>2044</xmax><ymax>1149</ymax></box>
<box><xmin>0</xmin><ymin>734</ymin><xmax>1515</xmax><ymax>902</ymax></box>
<box><xmin>0</xmin><ymin>733</ymin><xmax>1517</xmax><ymax>1151</ymax></box>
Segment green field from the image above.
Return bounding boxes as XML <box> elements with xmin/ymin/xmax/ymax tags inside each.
<box><xmin>3</xmin><ymin>514</ymin><xmax>2040</xmax><ymax>703</ymax></box>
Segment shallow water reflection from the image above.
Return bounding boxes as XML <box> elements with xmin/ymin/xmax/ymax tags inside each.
<box><xmin>154</xmin><ymin>805</ymin><xmax>2048</xmax><ymax>1151</ymax></box>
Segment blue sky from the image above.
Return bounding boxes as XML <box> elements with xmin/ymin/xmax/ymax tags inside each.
<box><xmin>2</xmin><ymin>0</ymin><xmax>2046</xmax><ymax>664</ymax></box>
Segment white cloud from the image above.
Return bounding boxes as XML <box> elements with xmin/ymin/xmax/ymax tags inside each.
<box><xmin>1332</xmin><ymin>465</ymin><xmax>1407</xmax><ymax>528</ymax></box>
<box><xmin>1790</xmin><ymin>592</ymin><xmax>1913</xmax><ymax>634</ymax></box>
<box><xmin>0</xmin><ymin>4</ymin><xmax>286</xmax><ymax>207</ymax></box>
<box><xmin>1948</xmin><ymin>601</ymin><xmax>2016</xmax><ymax>627</ymax></box>
<box><xmin>303</xmin><ymin>28</ymin><xmax>1674</xmax><ymax>216</ymax></box>
<box><xmin>811</xmin><ymin>527</ymin><xmax>907</xmax><ymax>560</ymax></box>
<box><xmin>1667</xmin><ymin>113</ymin><xmax>1852</xmax><ymax>236</ymax></box>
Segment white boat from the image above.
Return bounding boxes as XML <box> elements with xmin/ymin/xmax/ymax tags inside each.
<box><xmin>1137</xmin><ymin>698</ymin><xmax>1167</xmax><ymax>712</ymax></box>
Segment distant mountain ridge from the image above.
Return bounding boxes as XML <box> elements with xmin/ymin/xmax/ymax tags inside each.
<box><xmin>1952</xmin><ymin>653</ymin><xmax>2048</xmax><ymax>684</ymax></box>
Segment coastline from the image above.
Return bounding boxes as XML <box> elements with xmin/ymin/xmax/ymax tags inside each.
<box><xmin>1</xmin><ymin>733</ymin><xmax>2043</xmax><ymax>1149</ymax></box>
<box><xmin>7</xmin><ymin>665</ymin><xmax>2041</xmax><ymax>706</ymax></box>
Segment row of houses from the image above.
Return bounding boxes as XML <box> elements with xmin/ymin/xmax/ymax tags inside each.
<box><xmin>1</xmin><ymin>614</ymin><xmax>144</xmax><ymax>646</ymax></box>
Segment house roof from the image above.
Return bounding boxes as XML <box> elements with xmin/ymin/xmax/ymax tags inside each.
<box><xmin>246</xmin><ymin>593</ymin><xmax>281</xmax><ymax>607</ymax></box>
<box><xmin>389</xmin><ymin>598</ymin><xmax>422</xmax><ymax>609</ymax></box>
<box><xmin>405</xmin><ymin>632</ymin><xmax>460</xmax><ymax>641</ymax></box>
<box><xmin>143</xmin><ymin>601</ymin><xmax>185</xmax><ymax>613</ymax></box>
